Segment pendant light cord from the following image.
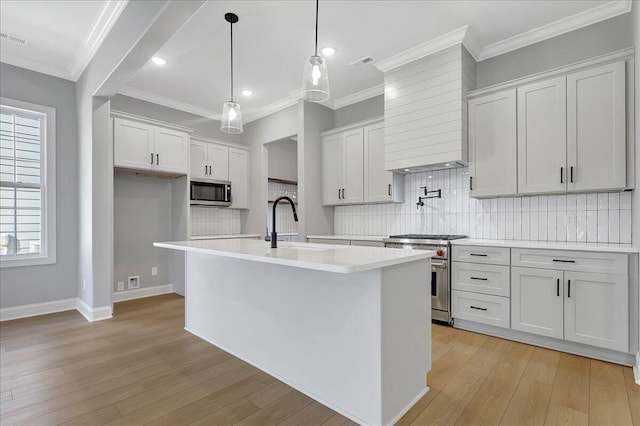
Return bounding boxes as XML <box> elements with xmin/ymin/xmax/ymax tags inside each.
<box><xmin>230</xmin><ymin>19</ymin><xmax>234</xmax><ymax>102</ymax></box>
<box><xmin>314</xmin><ymin>0</ymin><xmax>319</xmax><ymax>56</ymax></box>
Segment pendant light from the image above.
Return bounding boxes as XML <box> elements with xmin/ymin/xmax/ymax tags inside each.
<box><xmin>302</xmin><ymin>0</ymin><xmax>330</xmax><ymax>102</ymax></box>
<box><xmin>221</xmin><ymin>12</ymin><xmax>243</xmax><ymax>134</ymax></box>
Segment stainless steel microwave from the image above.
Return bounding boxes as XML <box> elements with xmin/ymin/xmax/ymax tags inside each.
<box><xmin>190</xmin><ymin>180</ymin><xmax>232</xmax><ymax>207</ymax></box>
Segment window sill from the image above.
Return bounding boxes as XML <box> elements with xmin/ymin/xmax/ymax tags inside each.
<box><xmin>0</xmin><ymin>254</ymin><xmax>56</xmax><ymax>268</ymax></box>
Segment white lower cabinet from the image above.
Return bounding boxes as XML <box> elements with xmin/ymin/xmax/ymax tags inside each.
<box><xmin>511</xmin><ymin>266</ymin><xmax>629</xmax><ymax>352</ymax></box>
<box><xmin>452</xmin><ymin>290</ymin><xmax>510</xmax><ymax>328</ymax></box>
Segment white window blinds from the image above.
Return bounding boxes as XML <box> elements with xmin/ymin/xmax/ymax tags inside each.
<box><xmin>0</xmin><ymin>106</ymin><xmax>44</xmax><ymax>256</ymax></box>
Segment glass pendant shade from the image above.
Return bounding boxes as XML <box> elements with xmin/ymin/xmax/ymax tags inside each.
<box><xmin>302</xmin><ymin>55</ymin><xmax>330</xmax><ymax>102</ymax></box>
<box><xmin>220</xmin><ymin>101</ymin><xmax>243</xmax><ymax>134</ymax></box>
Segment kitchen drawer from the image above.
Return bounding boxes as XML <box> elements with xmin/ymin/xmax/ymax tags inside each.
<box><xmin>452</xmin><ymin>262</ymin><xmax>510</xmax><ymax>297</ymax></box>
<box><xmin>452</xmin><ymin>290</ymin><xmax>510</xmax><ymax>329</ymax></box>
<box><xmin>452</xmin><ymin>245</ymin><xmax>510</xmax><ymax>265</ymax></box>
<box><xmin>511</xmin><ymin>249</ymin><xmax>628</xmax><ymax>275</ymax></box>
<box><xmin>350</xmin><ymin>240</ymin><xmax>384</xmax><ymax>247</ymax></box>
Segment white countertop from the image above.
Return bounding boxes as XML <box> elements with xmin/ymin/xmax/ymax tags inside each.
<box><xmin>190</xmin><ymin>234</ymin><xmax>261</xmax><ymax>240</ymax></box>
<box><xmin>307</xmin><ymin>235</ymin><xmax>386</xmax><ymax>242</ymax></box>
<box><xmin>154</xmin><ymin>239</ymin><xmax>434</xmax><ymax>273</ymax></box>
<box><xmin>452</xmin><ymin>238</ymin><xmax>639</xmax><ymax>253</ymax></box>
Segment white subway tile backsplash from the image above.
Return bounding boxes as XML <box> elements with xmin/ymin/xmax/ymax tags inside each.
<box><xmin>334</xmin><ymin>167</ymin><xmax>634</xmax><ymax>244</ymax></box>
<box><xmin>190</xmin><ymin>207</ymin><xmax>241</xmax><ymax>237</ymax></box>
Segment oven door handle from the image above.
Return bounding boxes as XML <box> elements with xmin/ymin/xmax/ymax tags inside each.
<box><xmin>431</xmin><ymin>259</ymin><xmax>447</xmax><ymax>268</ymax></box>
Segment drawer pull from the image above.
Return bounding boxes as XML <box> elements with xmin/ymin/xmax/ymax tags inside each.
<box><xmin>470</xmin><ymin>277</ymin><xmax>488</xmax><ymax>281</ymax></box>
<box><xmin>470</xmin><ymin>253</ymin><xmax>488</xmax><ymax>257</ymax></box>
<box><xmin>470</xmin><ymin>305</ymin><xmax>488</xmax><ymax>311</ymax></box>
<box><xmin>567</xmin><ymin>280</ymin><xmax>571</xmax><ymax>298</ymax></box>
<box><xmin>557</xmin><ymin>278</ymin><xmax>560</xmax><ymax>297</ymax></box>
<box><xmin>552</xmin><ymin>259</ymin><xmax>575</xmax><ymax>263</ymax></box>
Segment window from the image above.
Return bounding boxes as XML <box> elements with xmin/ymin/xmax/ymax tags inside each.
<box><xmin>0</xmin><ymin>98</ymin><xmax>56</xmax><ymax>267</ymax></box>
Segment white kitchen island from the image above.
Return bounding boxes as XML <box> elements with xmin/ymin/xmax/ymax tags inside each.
<box><xmin>154</xmin><ymin>239</ymin><xmax>434</xmax><ymax>426</ymax></box>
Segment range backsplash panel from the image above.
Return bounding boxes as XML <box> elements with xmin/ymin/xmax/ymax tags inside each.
<box><xmin>335</xmin><ymin>167</ymin><xmax>633</xmax><ymax>244</ymax></box>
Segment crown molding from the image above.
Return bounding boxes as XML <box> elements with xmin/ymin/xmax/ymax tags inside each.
<box><xmin>477</xmin><ymin>0</ymin><xmax>632</xmax><ymax>61</ymax></box>
<box><xmin>333</xmin><ymin>84</ymin><xmax>384</xmax><ymax>110</ymax></box>
<box><xmin>118</xmin><ymin>86</ymin><xmax>221</xmax><ymax>120</ymax></box>
<box><xmin>0</xmin><ymin>53</ymin><xmax>74</xmax><ymax>81</ymax></box>
<box><xmin>243</xmin><ymin>94</ymin><xmax>300</xmax><ymax>123</ymax></box>
<box><xmin>375</xmin><ymin>26</ymin><xmax>470</xmax><ymax>73</ymax></box>
<box><xmin>68</xmin><ymin>0</ymin><xmax>129</xmax><ymax>80</ymax></box>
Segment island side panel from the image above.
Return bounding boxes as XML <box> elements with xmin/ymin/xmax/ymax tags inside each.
<box><xmin>184</xmin><ymin>251</ymin><xmax>383</xmax><ymax>425</ymax></box>
<box><xmin>381</xmin><ymin>259</ymin><xmax>431</xmax><ymax>425</ymax></box>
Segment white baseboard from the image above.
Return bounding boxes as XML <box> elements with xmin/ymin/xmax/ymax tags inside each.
<box><xmin>112</xmin><ymin>284</ymin><xmax>174</xmax><ymax>303</ymax></box>
<box><xmin>0</xmin><ymin>298</ymin><xmax>77</xmax><ymax>321</ymax></box>
<box><xmin>634</xmin><ymin>351</ymin><xmax>640</xmax><ymax>385</ymax></box>
<box><xmin>76</xmin><ymin>298</ymin><xmax>112</xmax><ymax>322</ymax></box>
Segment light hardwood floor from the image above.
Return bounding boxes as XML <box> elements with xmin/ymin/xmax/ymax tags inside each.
<box><xmin>1</xmin><ymin>294</ymin><xmax>638</xmax><ymax>425</ymax></box>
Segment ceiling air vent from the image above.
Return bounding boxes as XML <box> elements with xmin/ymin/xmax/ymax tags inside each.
<box><xmin>349</xmin><ymin>56</ymin><xmax>374</xmax><ymax>68</ymax></box>
<box><xmin>0</xmin><ymin>32</ymin><xmax>29</xmax><ymax>46</ymax></box>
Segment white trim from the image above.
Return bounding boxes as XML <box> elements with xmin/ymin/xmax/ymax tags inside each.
<box><xmin>386</xmin><ymin>387</ymin><xmax>431</xmax><ymax>426</ymax></box>
<box><xmin>321</xmin><ymin>116</ymin><xmax>384</xmax><ymax>137</ymax></box>
<box><xmin>67</xmin><ymin>0</ymin><xmax>129</xmax><ymax>80</ymax></box>
<box><xmin>375</xmin><ymin>26</ymin><xmax>470</xmax><ymax>73</ymax></box>
<box><xmin>243</xmin><ymin>95</ymin><xmax>300</xmax><ymax>123</ymax></box>
<box><xmin>634</xmin><ymin>351</ymin><xmax>640</xmax><ymax>385</ymax></box>
<box><xmin>190</xmin><ymin>136</ymin><xmax>249</xmax><ymax>151</ymax></box>
<box><xmin>468</xmin><ymin>47</ymin><xmax>634</xmax><ymax>98</ymax></box>
<box><xmin>117</xmin><ymin>86</ymin><xmax>221</xmax><ymax>120</ymax></box>
<box><xmin>333</xmin><ymin>84</ymin><xmax>384</xmax><ymax>110</ymax></box>
<box><xmin>0</xmin><ymin>98</ymin><xmax>56</xmax><ymax>269</ymax></box>
<box><xmin>0</xmin><ymin>298</ymin><xmax>77</xmax><ymax>321</ymax></box>
<box><xmin>76</xmin><ymin>298</ymin><xmax>113</xmax><ymax>322</ymax></box>
<box><xmin>0</xmin><ymin>53</ymin><xmax>75</xmax><ymax>81</ymax></box>
<box><xmin>112</xmin><ymin>284</ymin><xmax>174</xmax><ymax>303</ymax></box>
<box><xmin>110</xmin><ymin>109</ymin><xmax>195</xmax><ymax>133</ymax></box>
<box><xmin>478</xmin><ymin>0</ymin><xmax>632</xmax><ymax>61</ymax></box>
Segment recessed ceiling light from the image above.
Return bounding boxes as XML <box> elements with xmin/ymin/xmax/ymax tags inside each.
<box><xmin>151</xmin><ymin>56</ymin><xmax>167</xmax><ymax>66</ymax></box>
<box><xmin>242</xmin><ymin>89</ymin><xmax>254</xmax><ymax>97</ymax></box>
<box><xmin>321</xmin><ymin>46</ymin><xmax>336</xmax><ymax>57</ymax></box>
<box><xmin>445</xmin><ymin>163</ymin><xmax>451</xmax><ymax>167</ymax></box>
<box><xmin>404</xmin><ymin>168</ymin><xmax>410</xmax><ymax>172</ymax></box>
<box><xmin>428</xmin><ymin>175</ymin><xmax>433</xmax><ymax>179</ymax></box>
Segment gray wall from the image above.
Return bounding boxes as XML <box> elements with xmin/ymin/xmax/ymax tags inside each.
<box><xmin>267</xmin><ymin>138</ymin><xmax>298</xmax><ymax>181</ymax></box>
<box><xmin>242</xmin><ymin>105</ymin><xmax>299</xmax><ymax>235</ymax></box>
<box><xmin>477</xmin><ymin>13</ymin><xmax>633</xmax><ymax>88</ymax></box>
<box><xmin>333</xmin><ymin>95</ymin><xmax>384</xmax><ymax>128</ymax></box>
<box><xmin>114</xmin><ymin>174</ymin><xmax>173</xmax><ymax>291</ymax></box>
<box><xmin>0</xmin><ymin>63</ymin><xmax>79</xmax><ymax>308</ymax></box>
<box><xmin>633</xmin><ymin>5</ymin><xmax>640</xmax><ymax>355</ymax></box>
<box><xmin>111</xmin><ymin>94</ymin><xmax>244</xmax><ymax>144</ymax></box>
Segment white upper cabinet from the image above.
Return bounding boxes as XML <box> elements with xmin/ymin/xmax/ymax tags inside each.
<box><xmin>228</xmin><ymin>147</ymin><xmax>250</xmax><ymax>209</ymax></box>
<box><xmin>468</xmin><ymin>89</ymin><xmax>517</xmax><ymax>197</ymax></box>
<box><xmin>363</xmin><ymin>122</ymin><xmax>403</xmax><ymax>203</ymax></box>
<box><xmin>190</xmin><ymin>141</ymin><xmax>208</xmax><ymax>180</ymax></box>
<box><xmin>114</xmin><ymin>117</ymin><xmax>189</xmax><ymax>175</ymax></box>
<box><xmin>341</xmin><ymin>128</ymin><xmax>364</xmax><ymax>204</ymax></box>
<box><xmin>153</xmin><ymin>127</ymin><xmax>189</xmax><ymax>174</ymax></box>
<box><xmin>322</xmin><ymin>134</ymin><xmax>343</xmax><ymax>205</ymax></box>
<box><xmin>567</xmin><ymin>61</ymin><xmax>626</xmax><ymax>192</ymax></box>
<box><xmin>517</xmin><ymin>77</ymin><xmax>567</xmax><ymax>194</ymax></box>
<box><xmin>208</xmin><ymin>144</ymin><xmax>230</xmax><ymax>181</ymax></box>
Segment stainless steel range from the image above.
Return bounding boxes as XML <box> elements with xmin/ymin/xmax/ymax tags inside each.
<box><xmin>383</xmin><ymin>234</ymin><xmax>467</xmax><ymax>325</ymax></box>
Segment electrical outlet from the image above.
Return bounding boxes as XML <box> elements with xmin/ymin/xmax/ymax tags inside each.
<box><xmin>151</xmin><ymin>267</ymin><xmax>158</xmax><ymax>276</ymax></box>
<box><xmin>127</xmin><ymin>276</ymin><xmax>140</xmax><ymax>290</ymax></box>
<box><xmin>117</xmin><ymin>282</ymin><xmax>124</xmax><ymax>291</ymax></box>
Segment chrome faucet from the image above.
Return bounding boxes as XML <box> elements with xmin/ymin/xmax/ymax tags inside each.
<box><xmin>271</xmin><ymin>196</ymin><xmax>298</xmax><ymax>248</ymax></box>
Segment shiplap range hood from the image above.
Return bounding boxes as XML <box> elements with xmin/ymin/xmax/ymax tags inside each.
<box><xmin>379</xmin><ymin>43</ymin><xmax>477</xmax><ymax>173</ymax></box>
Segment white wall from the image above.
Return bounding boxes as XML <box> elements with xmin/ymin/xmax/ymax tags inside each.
<box><xmin>0</xmin><ymin>63</ymin><xmax>79</xmax><ymax>308</ymax></box>
<box><xmin>267</xmin><ymin>138</ymin><xmax>298</xmax><ymax>182</ymax></box>
<box><xmin>333</xmin><ymin>95</ymin><xmax>384</xmax><ymax>128</ymax></box>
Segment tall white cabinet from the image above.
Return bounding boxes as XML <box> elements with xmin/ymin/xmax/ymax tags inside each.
<box><xmin>322</xmin><ymin>118</ymin><xmax>403</xmax><ymax>206</ymax></box>
<box><xmin>468</xmin><ymin>89</ymin><xmax>517</xmax><ymax>197</ymax></box>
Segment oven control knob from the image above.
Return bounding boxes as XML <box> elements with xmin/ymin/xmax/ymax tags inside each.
<box><xmin>436</xmin><ymin>249</ymin><xmax>444</xmax><ymax>257</ymax></box>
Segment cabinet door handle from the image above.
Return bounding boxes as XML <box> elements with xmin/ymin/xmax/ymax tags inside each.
<box><xmin>560</xmin><ymin>167</ymin><xmax>564</xmax><ymax>184</ymax></box>
<box><xmin>567</xmin><ymin>280</ymin><xmax>571</xmax><ymax>298</ymax></box>
<box><xmin>388</xmin><ymin>184</ymin><xmax>391</xmax><ymax>196</ymax></box>
<box><xmin>570</xmin><ymin>166</ymin><xmax>574</xmax><ymax>183</ymax></box>
<box><xmin>470</xmin><ymin>176</ymin><xmax>473</xmax><ymax>190</ymax></box>
<box><xmin>156</xmin><ymin>153</ymin><xmax>159</xmax><ymax>165</ymax></box>
<box><xmin>342</xmin><ymin>189</ymin><xmax>345</xmax><ymax>199</ymax></box>
<box><xmin>557</xmin><ymin>278</ymin><xmax>560</xmax><ymax>297</ymax></box>
<box><xmin>204</xmin><ymin>165</ymin><xmax>208</xmax><ymax>175</ymax></box>
<box><xmin>151</xmin><ymin>153</ymin><xmax>154</xmax><ymax>165</ymax></box>
<box><xmin>338</xmin><ymin>189</ymin><xmax>341</xmax><ymax>200</ymax></box>
<box><xmin>209</xmin><ymin>165</ymin><xmax>212</xmax><ymax>175</ymax></box>
<box><xmin>470</xmin><ymin>277</ymin><xmax>488</xmax><ymax>281</ymax></box>
<box><xmin>552</xmin><ymin>259</ymin><xmax>575</xmax><ymax>263</ymax></box>
<box><xmin>470</xmin><ymin>305</ymin><xmax>488</xmax><ymax>311</ymax></box>
<box><xmin>470</xmin><ymin>253</ymin><xmax>487</xmax><ymax>257</ymax></box>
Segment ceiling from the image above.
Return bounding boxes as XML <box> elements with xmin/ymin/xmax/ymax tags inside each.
<box><xmin>0</xmin><ymin>1</ymin><xmax>632</xmax><ymax>122</ymax></box>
